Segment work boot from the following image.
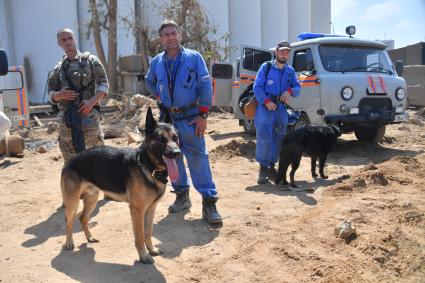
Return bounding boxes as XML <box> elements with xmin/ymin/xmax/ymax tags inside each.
<box><xmin>257</xmin><ymin>165</ymin><xmax>269</xmax><ymax>184</ymax></box>
<box><xmin>268</xmin><ymin>162</ymin><xmax>277</xmax><ymax>182</ymax></box>
<box><xmin>168</xmin><ymin>190</ymin><xmax>191</xmax><ymax>213</ymax></box>
<box><xmin>202</xmin><ymin>197</ymin><xmax>223</xmax><ymax>224</ymax></box>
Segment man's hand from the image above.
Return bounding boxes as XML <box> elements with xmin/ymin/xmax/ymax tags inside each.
<box><xmin>265</xmin><ymin>101</ymin><xmax>277</xmax><ymax>111</ymax></box>
<box><xmin>279</xmin><ymin>91</ymin><xmax>291</xmax><ymax>104</ymax></box>
<box><xmin>54</xmin><ymin>88</ymin><xmax>78</xmax><ymax>102</ymax></box>
<box><xmin>78</xmin><ymin>100</ymin><xmax>95</xmax><ymax>116</ymax></box>
<box><xmin>189</xmin><ymin>116</ymin><xmax>207</xmax><ymax>137</ymax></box>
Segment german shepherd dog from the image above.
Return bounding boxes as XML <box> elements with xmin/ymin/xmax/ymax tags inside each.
<box><xmin>61</xmin><ymin>107</ymin><xmax>180</xmax><ymax>264</ymax></box>
<box><xmin>275</xmin><ymin>125</ymin><xmax>341</xmax><ymax>188</ymax></box>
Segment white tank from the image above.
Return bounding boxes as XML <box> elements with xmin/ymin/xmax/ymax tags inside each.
<box><xmin>288</xmin><ymin>0</ymin><xmax>312</xmax><ymax>42</ymax></box>
<box><xmin>261</xmin><ymin>0</ymin><xmax>289</xmax><ymax>48</ymax></box>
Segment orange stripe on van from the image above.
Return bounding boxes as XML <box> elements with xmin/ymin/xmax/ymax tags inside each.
<box><xmin>16</xmin><ymin>89</ymin><xmax>22</xmax><ymax>126</ymax></box>
<box><xmin>212</xmin><ymin>78</ymin><xmax>216</xmax><ymax>101</ymax></box>
<box><xmin>240</xmin><ymin>74</ymin><xmax>256</xmax><ymax>79</ymax></box>
<box><xmin>21</xmin><ymin>88</ymin><xmax>28</xmax><ymax>126</ymax></box>
<box><xmin>367</xmin><ymin>75</ymin><xmax>376</xmax><ymax>93</ymax></box>
<box><xmin>378</xmin><ymin>76</ymin><xmax>387</xmax><ymax>93</ymax></box>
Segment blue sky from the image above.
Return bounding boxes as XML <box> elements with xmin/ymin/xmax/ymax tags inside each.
<box><xmin>331</xmin><ymin>0</ymin><xmax>425</xmax><ymax>48</ymax></box>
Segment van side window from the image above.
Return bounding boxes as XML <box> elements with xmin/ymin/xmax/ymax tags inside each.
<box><xmin>242</xmin><ymin>48</ymin><xmax>272</xmax><ymax>72</ymax></box>
<box><xmin>293</xmin><ymin>48</ymin><xmax>315</xmax><ymax>75</ymax></box>
<box><xmin>0</xmin><ymin>71</ymin><xmax>23</xmax><ymax>91</ymax></box>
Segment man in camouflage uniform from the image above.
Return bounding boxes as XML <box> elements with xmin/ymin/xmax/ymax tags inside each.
<box><xmin>48</xmin><ymin>28</ymin><xmax>108</xmax><ymax>163</ymax></box>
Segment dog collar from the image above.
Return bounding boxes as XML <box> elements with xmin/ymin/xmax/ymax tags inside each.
<box><xmin>152</xmin><ymin>170</ymin><xmax>169</xmax><ymax>184</ymax></box>
<box><xmin>136</xmin><ymin>148</ymin><xmax>169</xmax><ymax>185</ymax></box>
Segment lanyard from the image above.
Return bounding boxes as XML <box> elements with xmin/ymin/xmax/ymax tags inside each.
<box><xmin>165</xmin><ymin>49</ymin><xmax>182</xmax><ymax>104</ymax></box>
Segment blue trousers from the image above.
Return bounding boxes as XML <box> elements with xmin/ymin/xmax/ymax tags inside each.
<box><xmin>171</xmin><ymin>119</ymin><xmax>217</xmax><ymax>197</ymax></box>
<box><xmin>254</xmin><ymin>104</ymin><xmax>288</xmax><ymax>167</ymax></box>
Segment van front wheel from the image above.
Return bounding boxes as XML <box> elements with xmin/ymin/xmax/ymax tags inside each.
<box><xmin>354</xmin><ymin>125</ymin><xmax>386</xmax><ymax>143</ymax></box>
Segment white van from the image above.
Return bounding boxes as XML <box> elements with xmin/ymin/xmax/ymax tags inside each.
<box><xmin>211</xmin><ymin>32</ymin><xmax>408</xmax><ymax>143</ymax></box>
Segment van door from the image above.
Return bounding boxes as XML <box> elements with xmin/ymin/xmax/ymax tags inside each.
<box><xmin>0</xmin><ymin>67</ymin><xmax>30</xmax><ymax>127</ymax></box>
<box><xmin>290</xmin><ymin>47</ymin><xmax>322</xmax><ymax>125</ymax></box>
<box><xmin>211</xmin><ymin>62</ymin><xmax>233</xmax><ymax>107</ymax></box>
<box><xmin>236</xmin><ymin>45</ymin><xmax>274</xmax><ymax>119</ymax></box>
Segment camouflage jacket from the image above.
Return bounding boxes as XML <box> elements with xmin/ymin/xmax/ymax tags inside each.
<box><xmin>48</xmin><ymin>51</ymin><xmax>109</xmax><ymax>111</ymax></box>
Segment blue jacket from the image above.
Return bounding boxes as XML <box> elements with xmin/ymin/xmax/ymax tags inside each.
<box><xmin>253</xmin><ymin>60</ymin><xmax>301</xmax><ymax>104</ymax></box>
<box><xmin>145</xmin><ymin>47</ymin><xmax>212</xmax><ymax>115</ymax></box>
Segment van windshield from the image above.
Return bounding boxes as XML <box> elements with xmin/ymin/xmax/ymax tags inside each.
<box><xmin>319</xmin><ymin>45</ymin><xmax>394</xmax><ymax>74</ymax></box>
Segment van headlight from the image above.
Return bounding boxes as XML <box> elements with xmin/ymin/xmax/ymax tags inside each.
<box><xmin>395</xmin><ymin>88</ymin><xmax>406</xmax><ymax>101</ymax></box>
<box><xmin>341</xmin><ymin>87</ymin><xmax>353</xmax><ymax>100</ymax></box>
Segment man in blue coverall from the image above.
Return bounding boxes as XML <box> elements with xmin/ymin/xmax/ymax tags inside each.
<box><xmin>253</xmin><ymin>41</ymin><xmax>301</xmax><ymax>184</ymax></box>
<box><xmin>145</xmin><ymin>20</ymin><xmax>222</xmax><ymax>224</ymax></box>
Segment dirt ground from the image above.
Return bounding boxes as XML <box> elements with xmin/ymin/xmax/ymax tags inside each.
<box><xmin>1</xmin><ymin>108</ymin><xmax>425</xmax><ymax>283</ymax></box>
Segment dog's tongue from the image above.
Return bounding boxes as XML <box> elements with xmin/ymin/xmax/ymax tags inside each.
<box><xmin>163</xmin><ymin>157</ymin><xmax>178</xmax><ymax>182</ymax></box>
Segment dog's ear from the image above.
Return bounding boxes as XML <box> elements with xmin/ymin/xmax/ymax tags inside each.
<box><xmin>163</xmin><ymin>110</ymin><xmax>173</xmax><ymax>124</ymax></box>
<box><xmin>145</xmin><ymin>107</ymin><xmax>157</xmax><ymax>136</ymax></box>
<box><xmin>331</xmin><ymin>124</ymin><xmax>342</xmax><ymax>137</ymax></box>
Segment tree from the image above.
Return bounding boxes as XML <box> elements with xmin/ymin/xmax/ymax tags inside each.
<box><xmin>122</xmin><ymin>0</ymin><xmax>233</xmax><ymax>69</ymax></box>
<box><xmin>107</xmin><ymin>0</ymin><xmax>118</xmax><ymax>94</ymax></box>
<box><xmin>86</xmin><ymin>0</ymin><xmax>118</xmax><ymax>94</ymax></box>
<box><xmin>88</xmin><ymin>0</ymin><xmax>106</xmax><ymax>66</ymax></box>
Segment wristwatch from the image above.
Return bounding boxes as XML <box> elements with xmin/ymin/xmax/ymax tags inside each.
<box><xmin>198</xmin><ymin>112</ymin><xmax>208</xmax><ymax>119</ymax></box>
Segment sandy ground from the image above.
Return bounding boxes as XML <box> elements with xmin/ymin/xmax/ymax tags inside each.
<box><xmin>0</xmin><ymin>109</ymin><xmax>425</xmax><ymax>283</ymax></box>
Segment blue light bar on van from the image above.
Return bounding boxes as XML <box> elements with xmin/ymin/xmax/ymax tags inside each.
<box><xmin>297</xmin><ymin>32</ymin><xmax>346</xmax><ymax>41</ymax></box>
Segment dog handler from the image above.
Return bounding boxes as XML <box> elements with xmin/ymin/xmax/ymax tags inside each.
<box><xmin>145</xmin><ymin>20</ymin><xmax>222</xmax><ymax>224</ymax></box>
<box><xmin>253</xmin><ymin>41</ymin><xmax>301</xmax><ymax>184</ymax></box>
<box><xmin>48</xmin><ymin>28</ymin><xmax>108</xmax><ymax>163</ymax></box>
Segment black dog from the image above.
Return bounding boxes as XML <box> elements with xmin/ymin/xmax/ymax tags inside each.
<box><xmin>61</xmin><ymin>107</ymin><xmax>181</xmax><ymax>264</ymax></box>
<box><xmin>275</xmin><ymin>125</ymin><xmax>341</xmax><ymax>188</ymax></box>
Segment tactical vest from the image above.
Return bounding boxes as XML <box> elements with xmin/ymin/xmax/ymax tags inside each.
<box><xmin>60</xmin><ymin>52</ymin><xmax>95</xmax><ymax>108</ymax></box>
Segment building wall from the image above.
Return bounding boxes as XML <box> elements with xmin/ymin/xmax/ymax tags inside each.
<box><xmin>5</xmin><ymin>0</ymin><xmax>79</xmax><ymax>104</ymax></box>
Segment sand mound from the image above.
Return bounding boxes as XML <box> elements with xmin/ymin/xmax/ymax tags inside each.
<box><xmin>209</xmin><ymin>138</ymin><xmax>256</xmax><ymax>160</ymax></box>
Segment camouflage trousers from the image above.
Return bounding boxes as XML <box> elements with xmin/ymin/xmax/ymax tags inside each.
<box><xmin>58</xmin><ymin>110</ymin><xmax>104</xmax><ymax>163</ymax></box>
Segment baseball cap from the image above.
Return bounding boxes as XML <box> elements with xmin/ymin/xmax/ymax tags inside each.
<box><xmin>276</xmin><ymin>41</ymin><xmax>291</xmax><ymax>50</ymax></box>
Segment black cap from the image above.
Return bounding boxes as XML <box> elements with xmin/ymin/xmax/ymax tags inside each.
<box><xmin>276</xmin><ymin>40</ymin><xmax>291</xmax><ymax>50</ymax></box>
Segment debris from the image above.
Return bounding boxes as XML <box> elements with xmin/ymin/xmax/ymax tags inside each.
<box><xmin>102</xmin><ymin>124</ymin><xmax>127</xmax><ymax>139</ymax></box>
<box><xmin>51</xmin><ymin>155</ymin><xmax>62</xmax><ymax>161</ymax></box>
<box><xmin>0</xmin><ymin>134</ymin><xmax>25</xmax><ymax>156</ymax></box>
<box><xmin>33</xmin><ymin>115</ymin><xmax>44</xmax><ymax>127</ymax></box>
<box><xmin>47</xmin><ymin>122</ymin><xmax>59</xmax><ymax>133</ymax></box>
<box><xmin>409</xmin><ymin>118</ymin><xmax>424</xmax><ymax>126</ymax></box>
<box><xmin>127</xmin><ymin>131</ymin><xmax>142</xmax><ymax>145</ymax></box>
<box><xmin>36</xmin><ymin>145</ymin><xmax>48</xmax><ymax>153</ymax></box>
<box><xmin>131</xmin><ymin>94</ymin><xmax>157</xmax><ymax>109</ymax></box>
<box><xmin>417</xmin><ymin>107</ymin><xmax>425</xmax><ymax>116</ymax></box>
<box><xmin>397</xmin><ymin>125</ymin><xmax>411</xmax><ymax>131</ymax></box>
<box><xmin>334</xmin><ymin>220</ymin><xmax>357</xmax><ymax>239</ymax></box>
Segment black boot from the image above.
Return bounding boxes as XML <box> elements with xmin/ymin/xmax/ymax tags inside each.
<box><xmin>202</xmin><ymin>197</ymin><xmax>223</xmax><ymax>224</ymax></box>
<box><xmin>168</xmin><ymin>190</ymin><xmax>191</xmax><ymax>213</ymax></box>
<box><xmin>268</xmin><ymin>162</ymin><xmax>277</xmax><ymax>182</ymax></box>
<box><xmin>257</xmin><ymin>165</ymin><xmax>269</xmax><ymax>184</ymax></box>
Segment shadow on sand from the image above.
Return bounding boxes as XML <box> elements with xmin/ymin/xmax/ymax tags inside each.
<box><xmin>51</xmin><ymin>244</ymin><xmax>166</xmax><ymax>283</ymax></box>
<box><xmin>22</xmin><ymin>199</ymin><xmax>109</xmax><ymax>248</ymax></box>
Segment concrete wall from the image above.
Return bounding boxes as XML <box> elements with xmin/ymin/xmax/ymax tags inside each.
<box><xmin>4</xmin><ymin>0</ymin><xmax>79</xmax><ymax>104</ymax></box>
